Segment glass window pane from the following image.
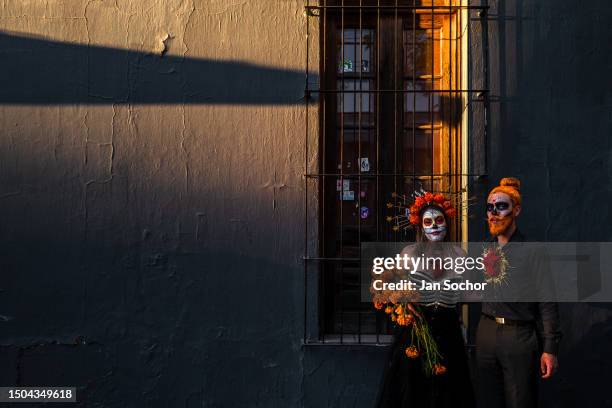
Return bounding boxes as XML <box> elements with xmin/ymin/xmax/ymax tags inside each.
<box><xmin>401</xmin><ymin>128</ymin><xmax>443</xmax><ymax>175</ymax></box>
<box><xmin>404</xmin><ymin>80</ymin><xmax>441</xmax><ymax>112</ymax></box>
<box><xmin>403</xmin><ymin>29</ymin><xmax>441</xmax><ymax>77</ymax></box>
<box><xmin>338</xmin><ymin>28</ymin><xmax>376</xmax><ymax>74</ymax></box>
<box><xmin>337</xmin><ymin>80</ymin><xmax>372</xmax><ymax>113</ymax></box>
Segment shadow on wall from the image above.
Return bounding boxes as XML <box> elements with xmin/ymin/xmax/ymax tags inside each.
<box><xmin>539</xmin><ymin>303</ymin><xmax>612</xmax><ymax>408</ymax></box>
<box><xmin>0</xmin><ymin>245</ymin><xmax>305</xmax><ymax>407</ymax></box>
<box><xmin>0</xmin><ymin>31</ymin><xmax>317</xmax><ymax>105</ymax></box>
<box><xmin>481</xmin><ymin>0</ymin><xmax>612</xmax><ymax>242</ymax></box>
<box><xmin>470</xmin><ymin>1</ymin><xmax>612</xmax><ymax>407</ymax></box>
<box><xmin>0</xmin><ymin>29</ymin><xmax>312</xmax><ymax>407</ymax></box>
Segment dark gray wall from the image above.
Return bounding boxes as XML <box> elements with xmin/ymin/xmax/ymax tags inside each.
<box><xmin>1</xmin><ymin>0</ymin><xmax>611</xmax><ymax>407</ymax></box>
<box><xmin>468</xmin><ymin>1</ymin><xmax>612</xmax><ymax>407</ymax></box>
<box><xmin>0</xmin><ymin>1</ymin><xmax>312</xmax><ymax>407</ymax></box>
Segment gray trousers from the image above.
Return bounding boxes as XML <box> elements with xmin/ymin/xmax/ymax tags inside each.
<box><xmin>475</xmin><ymin>317</ymin><xmax>540</xmax><ymax>408</ymax></box>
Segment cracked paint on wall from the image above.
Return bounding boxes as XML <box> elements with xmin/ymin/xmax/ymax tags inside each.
<box><xmin>0</xmin><ymin>1</ymin><xmax>316</xmax><ymax>406</ymax></box>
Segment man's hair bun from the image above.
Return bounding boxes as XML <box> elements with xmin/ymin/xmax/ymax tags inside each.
<box><xmin>500</xmin><ymin>177</ymin><xmax>520</xmax><ymax>191</ymax></box>
<box><xmin>489</xmin><ymin>177</ymin><xmax>522</xmax><ymax>205</ymax></box>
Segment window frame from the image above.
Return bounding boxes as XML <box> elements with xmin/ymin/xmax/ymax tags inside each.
<box><xmin>303</xmin><ymin>0</ymin><xmax>480</xmax><ymax>345</ymax></box>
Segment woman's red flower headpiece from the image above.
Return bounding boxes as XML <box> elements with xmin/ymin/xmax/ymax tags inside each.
<box><xmin>409</xmin><ymin>192</ymin><xmax>456</xmax><ymax>225</ymax></box>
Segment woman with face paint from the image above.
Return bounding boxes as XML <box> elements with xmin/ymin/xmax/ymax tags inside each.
<box><xmin>376</xmin><ymin>192</ymin><xmax>476</xmax><ymax>408</ymax></box>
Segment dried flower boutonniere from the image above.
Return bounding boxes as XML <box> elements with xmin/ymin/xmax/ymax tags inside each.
<box><xmin>481</xmin><ymin>245</ymin><xmax>509</xmax><ymax>285</ymax></box>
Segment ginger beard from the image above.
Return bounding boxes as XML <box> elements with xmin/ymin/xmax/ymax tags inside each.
<box><xmin>487</xmin><ymin>192</ymin><xmax>515</xmax><ymax>236</ymax></box>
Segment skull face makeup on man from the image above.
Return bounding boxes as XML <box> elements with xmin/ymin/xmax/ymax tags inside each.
<box><xmin>486</xmin><ymin>177</ymin><xmax>522</xmax><ymax>237</ymax></box>
<box><xmin>487</xmin><ymin>192</ymin><xmax>515</xmax><ymax>236</ymax></box>
<box><xmin>421</xmin><ymin>207</ymin><xmax>447</xmax><ymax>241</ymax></box>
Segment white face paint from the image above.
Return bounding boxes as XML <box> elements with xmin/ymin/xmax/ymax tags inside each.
<box><xmin>487</xmin><ymin>193</ymin><xmax>513</xmax><ymax>218</ymax></box>
<box><xmin>421</xmin><ymin>208</ymin><xmax>447</xmax><ymax>242</ymax></box>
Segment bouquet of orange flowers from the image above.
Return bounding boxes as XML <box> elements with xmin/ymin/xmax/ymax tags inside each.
<box><xmin>374</xmin><ymin>301</ymin><xmax>446</xmax><ymax>376</ymax></box>
<box><xmin>371</xmin><ymin>260</ymin><xmax>446</xmax><ymax>376</ymax></box>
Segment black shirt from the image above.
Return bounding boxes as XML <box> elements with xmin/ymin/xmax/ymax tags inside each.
<box><xmin>481</xmin><ymin>229</ymin><xmax>562</xmax><ymax>355</ymax></box>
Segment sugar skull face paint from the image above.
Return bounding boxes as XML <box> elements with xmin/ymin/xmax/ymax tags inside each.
<box><xmin>421</xmin><ymin>208</ymin><xmax>447</xmax><ymax>241</ymax></box>
<box><xmin>487</xmin><ymin>192</ymin><xmax>514</xmax><ymax>236</ymax></box>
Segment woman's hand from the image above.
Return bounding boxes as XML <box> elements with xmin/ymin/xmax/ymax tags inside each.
<box><xmin>406</xmin><ymin>303</ymin><xmax>422</xmax><ymax>318</ymax></box>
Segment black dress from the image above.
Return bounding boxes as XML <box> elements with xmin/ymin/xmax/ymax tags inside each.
<box><xmin>375</xmin><ymin>305</ymin><xmax>476</xmax><ymax>408</ymax></box>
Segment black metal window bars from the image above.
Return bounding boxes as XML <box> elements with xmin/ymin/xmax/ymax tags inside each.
<box><xmin>303</xmin><ymin>0</ymin><xmax>489</xmax><ymax>345</ymax></box>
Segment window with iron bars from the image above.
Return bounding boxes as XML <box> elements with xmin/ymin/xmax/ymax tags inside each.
<box><xmin>304</xmin><ymin>0</ymin><xmax>487</xmax><ymax>344</ymax></box>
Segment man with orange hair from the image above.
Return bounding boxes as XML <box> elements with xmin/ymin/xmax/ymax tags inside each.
<box><xmin>476</xmin><ymin>177</ymin><xmax>562</xmax><ymax>408</ymax></box>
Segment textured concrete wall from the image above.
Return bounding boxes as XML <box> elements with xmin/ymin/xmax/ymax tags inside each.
<box><xmin>1</xmin><ymin>0</ymin><xmax>611</xmax><ymax>407</ymax></box>
<box><xmin>0</xmin><ymin>1</ymin><xmax>317</xmax><ymax>407</ymax></box>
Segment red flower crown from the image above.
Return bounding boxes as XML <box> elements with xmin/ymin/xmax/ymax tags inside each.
<box><xmin>409</xmin><ymin>192</ymin><xmax>457</xmax><ymax>225</ymax></box>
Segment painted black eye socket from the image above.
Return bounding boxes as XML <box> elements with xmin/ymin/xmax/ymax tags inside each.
<box><xmin>486</xmin><ymin>202</ymin><xmax>510</xmax><ymax>212</ymax></box>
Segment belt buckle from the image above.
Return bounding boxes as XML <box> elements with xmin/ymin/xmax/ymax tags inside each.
<box><xmin>495</xmin><ymin>317</ymin><xmax>505</xmax><ymax>325</ymax></box>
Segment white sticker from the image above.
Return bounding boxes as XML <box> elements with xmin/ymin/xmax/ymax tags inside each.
<box><xmin>359</xmin><ymin>157</ymin><xmax>370</xmax><ymax>172</ymax></box>
<box><xmin>340</xmin><ymin>190</ymin><xmax>355</xmax><ymax>201</ymax></box>
<box><xmin>337</xmin><ymin>179</ymin><xmax>351</xmax><ymax>192</ymax></box>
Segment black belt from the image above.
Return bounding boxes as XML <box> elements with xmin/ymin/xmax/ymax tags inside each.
<box><xmin>482</xmin><ymin>313</ymin><xmax>534</xmax><ymax>327</ymax></box>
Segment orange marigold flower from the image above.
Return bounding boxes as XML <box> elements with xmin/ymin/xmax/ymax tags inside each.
<box><xmin>385</xmin><ymin>306</ymin><xmax>394</xmax><ymax>314</ymax></box>
<box><xmin>405</xmin><ymin>346</ymin><xmax>419</xmax><ymax>358</ymax></box>
<box><xmin>424</xmin><ymin>192</ymin><xmax>434</xmax><ymax>202</ymax></box>
<box><xmin>445</xmin><ymin>208</ymin><xmax>457</xmax><ymax>218</ymax></box>
<box><xmin>404</xmin><ymin>314</ymin><xmax>414</xmax><ymax>325</ymax></box>
<box><xmin>434</xmin><ymin>194</ymin><xmax>445</xmax><ymax>203</ymax></box>
<box><xmin>394</xmin><ymin>305</ymin><xmax>404</xmax><ymax>315</ymax></box>
<box><xmin>399</xmin><ymin>315</ymin><xmax>412</xmax><ymax>326</ymax></box>
<box><xmin>374</xmin><ymin>302</ymin><xmax>384</xmax><ymax>310</ymax></box>
<box><xmin>391</xmin><ymin>314</ymin><xmax>397</xmax><ymax>322</ymax></box>
<box><xmin>434</xmin><ymin>364</ymin><xmax>447</xmax><ymax>375</ymax></box>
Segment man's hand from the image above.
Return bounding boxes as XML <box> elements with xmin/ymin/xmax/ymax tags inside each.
<box><xmin>540</xmin><ymin>352</ymin><xmax>558</xmax><ymax>379</ymax></box>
